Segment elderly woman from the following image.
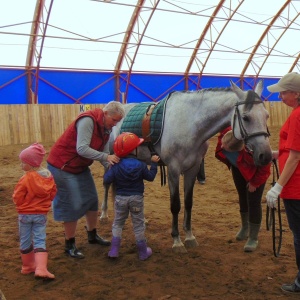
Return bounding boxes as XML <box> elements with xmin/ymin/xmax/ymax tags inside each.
<box><xmin>47</xmin><ymin>101</ymin><xmax>125</xmax><ymax>259</ymax></box>
<box><xmin>266</xmin><ymin>72</ymin><xmax>300</xmax><ymax>293</ymax></box>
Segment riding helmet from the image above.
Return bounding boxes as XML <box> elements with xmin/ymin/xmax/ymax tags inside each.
<box><xmin>113</xmin><ymin>132</ymin><xmax>144</xmax><ymax>157</ymax></box>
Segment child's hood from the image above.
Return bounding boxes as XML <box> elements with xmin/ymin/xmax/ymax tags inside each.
<box><xmin>26</xmin><ymin>170</ymin><xmax>56</xmax><ymax>196</ymax></box>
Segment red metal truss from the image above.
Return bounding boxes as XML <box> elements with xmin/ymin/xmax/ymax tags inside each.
<box><xmin>19</xmin><ymin>0</ymin><xmax>300</xmax><ymax>104</ymax></box>
<box><xmin>114</xmin><ymin>0</ymin><xmax>160</xmax><ymax>103</ymax></box>
<box><xmin>26</xmin><ymin>0</ymin><xmax>54</xmax><ymax>104</ymax></box>
<box><xmin>241</xmin><ymin>0</ymin><xmax>300</xmax><ymax>88</ymax></box>
<box><xmin>184</xmin><ymin>0</ymin><xmax>244</xmax><ymax>90</ymax></box>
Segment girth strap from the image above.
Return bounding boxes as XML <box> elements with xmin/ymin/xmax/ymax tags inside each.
<box><xmin>142</xmin><ymin>104</ymin><xmax>156</xmax><ymax>142</ymax></box>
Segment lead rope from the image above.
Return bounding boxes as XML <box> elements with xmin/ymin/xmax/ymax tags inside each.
<box><xmin>266</xmin><ymin>159</ymin><xmax>283</xmax><ymax>257</ymax></box>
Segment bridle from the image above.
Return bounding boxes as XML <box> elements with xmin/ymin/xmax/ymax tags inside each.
<box><xmin>232</xmin><ymin>91</ymin><xmax>270</xmax><ymax>142</ymax></box>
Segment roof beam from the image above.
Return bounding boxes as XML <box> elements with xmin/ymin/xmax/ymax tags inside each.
<box><xmin>240</xmin><ymin>0</ymin><xmax>292</xmax><ymax>87</ymax></box>
<box><xmin>184</xmin><ymin>0</ymin><xmax>244</xmax><ymax>90</ymax></box>
<box><xmin>25</xmin><ymin>0</ymin><xmax>54</xmax><ymax>104</ymax></box>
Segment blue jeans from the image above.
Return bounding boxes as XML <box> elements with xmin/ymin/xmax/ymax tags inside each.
<box><xmin>18</xmin><ymin>214</ymin><xmax>47</xmax><ymax>251</ymax></box>
<box><xmin>112</xmin><ymin>195</ymin><xmax>145</xmax><ymax>241</ymax></box>
<box><xmin>283</xmin><ymin>199</ymin><xmax>300</xmax><ymax>281</ymax></box>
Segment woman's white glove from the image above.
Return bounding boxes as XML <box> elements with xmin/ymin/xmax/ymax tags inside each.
<box><xmin>266</xmin><ymin>183</ymin><xmax>282</xmax><ymax>208</ymax></box>
<box><xmin>272</xmin><ymin>150</ymin><xmax>279</xmax><ymax>160</ymax></box>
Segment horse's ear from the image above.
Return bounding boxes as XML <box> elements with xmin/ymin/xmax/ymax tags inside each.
<box><xmin>254</xmin><ymin>80</ymin><xmax>263</xmax><ymax>97</ymax></box>
<box><xmin>230</xmin><ymin>80</ymin><xmax>244</xmax><ymax>100</ymax></box>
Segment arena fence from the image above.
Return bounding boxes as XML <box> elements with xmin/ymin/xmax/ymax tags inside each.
<box><xmin>0</xmin><ymin>102</ymin><xmax>292</xmax><ymax>146</ymax></box>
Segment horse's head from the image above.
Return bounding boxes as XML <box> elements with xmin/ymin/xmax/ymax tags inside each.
<box><xmin>230</xmin><ymin>80</ymin><xmax>272</xmax><ymax>166</ymax></box>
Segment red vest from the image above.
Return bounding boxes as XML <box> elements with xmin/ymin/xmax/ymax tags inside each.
<box><xmin>215</xmin><ymin>126</ymin><xmax>270</xmax><ymax>187</ymax></box>
<box><xmin>47</xmin><ymin>109</ymin><xmax>109</xmax><ymax>174</ymax></box>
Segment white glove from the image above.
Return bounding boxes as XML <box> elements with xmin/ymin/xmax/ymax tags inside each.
<box><xmin>272</xmin><ymin>150</ymin><xmax>279</xmax><ymax>160</ymax></box>
<box><xmin>266</xmin><ymin>183</ymin><xmax>283</xmax><ymax>209</ymax></box>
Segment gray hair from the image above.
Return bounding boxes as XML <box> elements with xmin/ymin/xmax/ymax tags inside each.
<box><xmin>103</xmin><ymin>101</ymin><xmax>125</xmax><ymax>118</ymax></box>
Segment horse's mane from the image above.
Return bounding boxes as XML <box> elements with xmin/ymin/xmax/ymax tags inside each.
<box><xmin>244</xmin><ymin>90</ymin><xmax>261</xmax><ymax>111</ymax></box>
<box><xmin>165</xmin><ymin>87</ymin><xmax>231</xmax><ymax>100</ymax></box>
<box><xmin>166</xmin><ymin>88</ymin><xmax>262</xmax><ymax>112</ymax></box>
<box><xmin>174</xmin><ymin>87</ymin><xmax>232</xmax><ymax>95</ymax></box>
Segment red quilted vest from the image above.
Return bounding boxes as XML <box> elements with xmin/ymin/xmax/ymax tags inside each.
<box><xmin>47</xmin><ymin>109</ymin><xmax>109</xmax><ymax>174</ymax></box>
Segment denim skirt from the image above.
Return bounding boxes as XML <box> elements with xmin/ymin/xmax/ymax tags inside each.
<box><xmin>48</xmin><ymin>164</ymin><xmax>98</xmax><ymax>222</ymax></box>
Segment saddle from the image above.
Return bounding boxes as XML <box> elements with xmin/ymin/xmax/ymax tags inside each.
<box><xmin>120</xmin><ymin>96</ymin><xmax>170</xmax><ymax>185</ymax></box>
<box><xmin>120</xmin><ymin>96</ymin><xmax>168</xmax><ymax>145</ymax></box>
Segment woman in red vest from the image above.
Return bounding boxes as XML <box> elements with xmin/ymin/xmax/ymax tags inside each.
<box><xmin>47</xmin><ymin>101</ymin><xmax>125</xmax><ymax>259</ymax></box>
<box><xmin>215</xmin><ymin>126</ymin><xmax>271</xmax><ymax>252</ymax></box>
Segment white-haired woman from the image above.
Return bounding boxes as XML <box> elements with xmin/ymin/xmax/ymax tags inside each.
<box><xmin>47</xmin><ymin>101</ymin><xmax>125</xmax><ymax>259</ymax></box>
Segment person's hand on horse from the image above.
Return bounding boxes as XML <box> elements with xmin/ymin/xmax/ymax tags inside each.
<box><xmin>266</xmin><ymin>183</ymin><xmax>282</xmax><ymax>209</ymax></box>
<box><xmin>151</xmin><ymin>155</ymin><xmax>160</xmax><ymax>163</ymax></box>
<box><xmin>107</xmin><ymin>154</ymin><xmax>120</xmax><ymax>165</ymax></box>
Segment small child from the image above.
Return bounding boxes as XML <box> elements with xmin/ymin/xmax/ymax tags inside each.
<box><xmin>13</xmin><ymin>143</ymin><xmax>57</xmax><ymax>279</ymax></box>
<box><xmin>104</xmin><ymin>132</ymin><xmax>160</xmax><ymax>260</ymax></box>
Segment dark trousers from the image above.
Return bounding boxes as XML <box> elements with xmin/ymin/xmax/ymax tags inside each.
<box><xmin>283</xmin><ymin>199</ymin><xmax>300</xmax><ymax>280</ymax></box>
<box><xmin>231</xmin><ymin>165</ymin><xmax>265</xmax><ymax>224</ymax></box>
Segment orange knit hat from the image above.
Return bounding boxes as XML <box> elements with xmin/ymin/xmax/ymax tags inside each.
<box><xmin>19</xmin><ymin>143</ymin><xmax>46</xmax><ymax>167</ymax></box>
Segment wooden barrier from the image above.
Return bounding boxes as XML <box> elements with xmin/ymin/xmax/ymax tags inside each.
<box><xmin>0</xmin><ymin>102</ymin><xmax>292</xmax><ymax>146</ymax></box>
<box><xmin>0</xmin><ymin>104</ymin><xmax>104</xmax><ymax>146</ymax></box>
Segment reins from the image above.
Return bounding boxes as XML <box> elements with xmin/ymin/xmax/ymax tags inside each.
<box><xmin>266</xmin><ymin>159</ymin><xmax>283</xmax><ymax>257</ymax></box>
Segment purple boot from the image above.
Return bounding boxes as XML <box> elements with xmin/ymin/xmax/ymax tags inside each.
<box><xmin>108</xmin><ymin>237</ymin><xmax>121</xmax><ymax>258</ymax></box>
<box><xmin>137</xmin><ymin>240</ymin><xmax>152</xmax><ymax>261</ymax></box>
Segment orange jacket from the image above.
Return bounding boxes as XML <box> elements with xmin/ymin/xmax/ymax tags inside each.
<box><xmin>13</xmin><ymin>170</ymin><xmax>57</xmax><ymax>214</ymax></box>
<box><xmin>215</xmin><ymin>127</ymin><xmax>271</xmax><ymax>188</ymax></box>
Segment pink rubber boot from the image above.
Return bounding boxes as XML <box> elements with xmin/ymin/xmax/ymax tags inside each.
<box><xmin>21</xmin><ymin>250</ymin><xmax>36</xmax><ymax>274</ymax></box>
<box><xmin>34</xmin><ymin>251</ymin><xmax>55</xmax><ymax>280</ymax></box>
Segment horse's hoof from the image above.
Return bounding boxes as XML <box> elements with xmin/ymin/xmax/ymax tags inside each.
<box><xmin>172</xmin><ymin>245</ymin><xmax>188</xmax><ymax>254</ymax></box>
<box><xmin>184</xmin><ymin>239</ymin><xmax>199</xmax><ymax>248</ymax></box>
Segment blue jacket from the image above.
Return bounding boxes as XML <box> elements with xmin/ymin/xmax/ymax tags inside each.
<box><xmin>103</xmin><ymin>156</ymin><xmax>158</xmax><ymax>196</ymax></box>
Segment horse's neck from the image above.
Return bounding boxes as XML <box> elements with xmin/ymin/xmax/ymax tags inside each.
<box><xmin>192</xmin><ymin>91</ymin><xmax>237</xmax><ymax>140</ymax></box>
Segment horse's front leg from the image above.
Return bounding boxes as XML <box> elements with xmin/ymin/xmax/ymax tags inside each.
<box><xmin>183</xmin><ymin>173</ymin><xmax>198</xmax><ymax>248</ymax></box>
<box><xmin>99</xmin><ymin>182</ymin><xmax>110</xmax><ymax>222</ymax></box>
<box><xmin>168</xmin><ymin>171</ymin><xmax>187</xmax><ymax>253</ymax></box>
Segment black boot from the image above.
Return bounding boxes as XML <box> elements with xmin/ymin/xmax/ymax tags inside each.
<box><xmin>85</xmin><ymin>226</ymin><xmax>111</xmax><ymax>246</ymax></box>
<box><xmin>65</xmin><ymin>237</ymin><xmax>85</xmax><ymax>259</ymax></box>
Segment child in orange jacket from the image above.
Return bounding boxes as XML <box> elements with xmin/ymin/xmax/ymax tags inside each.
<box><xmin>13</xmin><ymin>143</ymin><xmax>57</xmax><ymax>279</ymax></box>
<box><xmin>215</xmin><ymin>127</ymin><xmax>271</xmax><ymax>252</ymax></box>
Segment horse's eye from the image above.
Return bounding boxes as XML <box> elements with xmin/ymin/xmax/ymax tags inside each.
<box><xmin>242</xmin><ymin>115</ymin><xmax>250</xmax><ymax>122</ymax></box>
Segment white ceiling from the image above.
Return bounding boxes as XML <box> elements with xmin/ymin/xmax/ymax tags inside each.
<box><xmin>1</xmin><ymin>0</ymin><xmax>300</xmax><ymax>77</ymax></box>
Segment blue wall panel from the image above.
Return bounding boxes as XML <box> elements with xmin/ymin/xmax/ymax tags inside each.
<box><xmin>121</xmin><ymin>73</ymin><xmax>186</xmax><ymax>103</ymax></box>
<box><xmin>0</xmin><ymin>68</ymin><xmax>282</xmax><ymax>104</ymax></box>
<box><xmin>37</xmin><ymin>70</ymin><xmax>116</xmax><ymax>104</ymax></box>
<box><xmin>0</xmin><ymin>69</ymin><xmax>27</xmax><ymax>104</ymax></box>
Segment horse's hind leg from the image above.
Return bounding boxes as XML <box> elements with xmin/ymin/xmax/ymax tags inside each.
<box><xmin>183</xmin><ymin>174</ymin><xmax>198</xmax><ymax>248</ymax></box>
